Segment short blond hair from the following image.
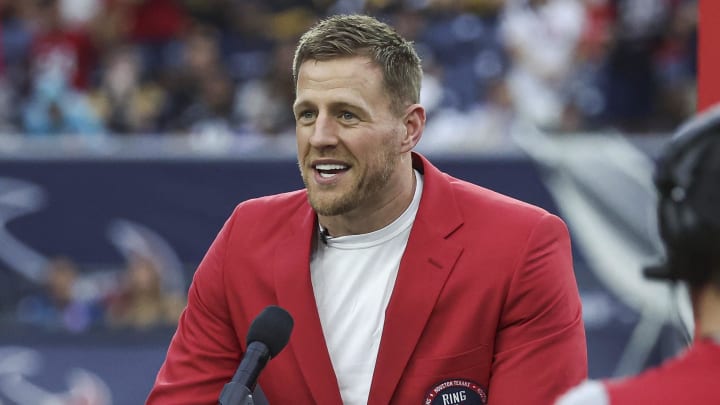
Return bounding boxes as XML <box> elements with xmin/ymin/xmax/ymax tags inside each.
<box><xmin>293</xmin><ymin>14</ymin><xmax>423</xmax><ymax>115</ymax></box>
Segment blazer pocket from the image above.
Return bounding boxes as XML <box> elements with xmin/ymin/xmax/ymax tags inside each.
<box><xmin>405</xmin><ymin>344</ymin><xmax>491</xmax><ymax>377</ymax></box>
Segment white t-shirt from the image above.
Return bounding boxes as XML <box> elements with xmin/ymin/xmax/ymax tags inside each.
<box><xmin>310</xmin><ymin>170</ymin><xmax>424</xmax><ymax>405</ymax></box>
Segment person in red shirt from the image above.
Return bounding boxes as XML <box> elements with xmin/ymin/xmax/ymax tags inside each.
<box><xmin>29</xmin><ymin>0</ymin><xmax>97</xmax><ymax>90</ymax></box>
<box><xmin>556</xmin><ymin>103</ymin><xmax>720</xmax><ymax>405</ymax></box>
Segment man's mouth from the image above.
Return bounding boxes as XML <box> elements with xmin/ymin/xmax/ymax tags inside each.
<box><xmin>314</xmin><ymin>163</ymin><xmax>350</xmax><ymax>178</ymax></box>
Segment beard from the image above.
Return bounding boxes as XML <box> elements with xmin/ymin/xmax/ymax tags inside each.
<box><xmin>299</xmin><ymin>142</ymin><xmax>400</xmax><ymax>217</ymax></box>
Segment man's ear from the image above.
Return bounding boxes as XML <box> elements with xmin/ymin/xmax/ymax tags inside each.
<box><xmin>400</xmin><ymin>104</ymin><xmax>426</xmax><ymax>153</ymax></box>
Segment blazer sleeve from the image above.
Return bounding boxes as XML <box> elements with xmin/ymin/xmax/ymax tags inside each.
<box><xmin>146</xmin><ymin>210</ymin><xmax>242</xmax><ymax>404</ymax></box>
<box><xmin>488</xmin><ymin>213</ymin><xmax>587</xmax><ymax>404</ymax></box>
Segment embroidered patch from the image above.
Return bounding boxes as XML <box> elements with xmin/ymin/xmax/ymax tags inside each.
<box><xmin>424</xmin><ymin>379</ymin><xmax>487</xmax><ymax>405</ymax></box>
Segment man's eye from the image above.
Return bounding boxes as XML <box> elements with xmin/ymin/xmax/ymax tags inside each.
<box><xmin>299</xmin><ymin>111</ymin><xmax>315</xmax><ymax>120</ymax></box>
<box><xmin>340</xmin><ymin>112</ymin><xmax>355</xmax><ymax>120</ymax></box>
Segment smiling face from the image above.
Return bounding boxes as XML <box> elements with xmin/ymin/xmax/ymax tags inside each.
<box><xmin>294</xmin><ymin>56</ymin><xmax>410</xmax><ymax>219</ymax></box>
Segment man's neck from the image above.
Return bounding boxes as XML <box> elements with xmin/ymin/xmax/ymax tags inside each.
<box><xmin>319</xmin><ymin>167</ymin><xmax>417</xmax><ymax>237</ymax></box>
<box><xmin>695</xmin><ymin>283</ymin><xmax>720</xmax><ymax>340</ymax></box>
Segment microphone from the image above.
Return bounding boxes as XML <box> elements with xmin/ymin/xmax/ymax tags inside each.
<box><xmin>218</xmin><ymin>305</ymin><xmax>294</xmax><ymax>405</ymax></box>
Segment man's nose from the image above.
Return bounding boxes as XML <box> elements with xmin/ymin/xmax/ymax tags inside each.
<box><xmin>309</xmin><ymin>113</ymin><xmax>339</xmax><ymax>148</ymax></box>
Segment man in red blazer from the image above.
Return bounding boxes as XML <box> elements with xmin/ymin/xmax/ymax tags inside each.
<box><xmin>148</xmin><ymin>15</ymin><xmax>587</xmax><ymax>405</ymax></box>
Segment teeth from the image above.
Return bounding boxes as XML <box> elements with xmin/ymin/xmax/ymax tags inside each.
<box><xmin>314</xmin><ymin>163</ymin><xmax>348</xmax><ymax>180</ymax></box>
<box><xmin>315</xmin><ymin>164</ymin><xmax>347</xmax><ymax>171</ymax></box>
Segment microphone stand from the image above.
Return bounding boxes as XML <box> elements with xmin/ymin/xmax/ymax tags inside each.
<box><xmin>218</xmin><ymin>383</ymin><xmax>254</xmax><ymax>405</ymax></box>
<box><xmin>218</xmin><ymin>383</ymin><xmax>269</xmax><ymax>405</ymax></box>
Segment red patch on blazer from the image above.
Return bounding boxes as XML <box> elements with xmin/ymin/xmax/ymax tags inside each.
<box><xmin>424</xmin><ymin>379</ymin><xmax>487</xmax><ymax>405</ymax></box>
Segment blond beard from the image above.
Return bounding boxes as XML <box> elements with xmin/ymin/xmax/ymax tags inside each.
<box><xmin>299</xmin><ymin>143</ymin><xmax>400</xmax><ymax>216</ymax></box>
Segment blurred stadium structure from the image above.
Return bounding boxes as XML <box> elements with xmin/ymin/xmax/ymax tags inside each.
<box><xmin>0</xmin><ymin>0</ymin><xmax>699</xmax><ymax>403</ymax></box>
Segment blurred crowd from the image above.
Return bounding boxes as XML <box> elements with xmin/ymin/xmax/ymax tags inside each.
<box><xmin>8</xmin><ymin>219</ymin><xmax>190</xmax><ymax>333</ymax></box>
<box><xmin>0</xmin><ymin>0</ymin><xmax>697</xmax><ymax>146</ymax></box>
<box><xmin>14</xmin><ymin>254</ymin><xmax>186</xmax><ymax>332</ymax></box>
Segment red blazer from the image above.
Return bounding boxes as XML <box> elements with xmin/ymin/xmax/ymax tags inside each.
<box><xmin>148</xmin><ymin>153</ymin><xmax>587</xmax><ymax>404</ymax></box>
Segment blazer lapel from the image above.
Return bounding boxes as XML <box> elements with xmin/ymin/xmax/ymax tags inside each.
<box><xmin>273</xmin><ymin>205</ymin><xmax>343</xmax><ymax>405</ymax></box>
<box><xmin>368</xmin><ymin>154</ymin><xmax>465</xmax><ymax>405</ymax></box>
<box><xmin>368</xmin><ymin>223</ymin><xmax>462</xmax><ymax>404</ymax></box>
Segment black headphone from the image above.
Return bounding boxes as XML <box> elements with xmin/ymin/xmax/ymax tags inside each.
<box><xmin>644</xmin><ymin>105</ymin><xmax>720</xmax><ymax>284</ymax></box>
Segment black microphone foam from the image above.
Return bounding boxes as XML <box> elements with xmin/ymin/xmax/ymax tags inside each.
<box><xmin>218</xmin><ymin>306</ymin><xmax>294</xmax><ymax>404</ymax></box>
<box><xmin>247</xmin><ymin>305</ymin><xmax>294</xmax><ymax>358</ymax></box>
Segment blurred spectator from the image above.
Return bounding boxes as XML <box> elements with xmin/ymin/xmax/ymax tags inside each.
<box><xmin>21</xmin><ymin>55</ymin><xmax>105</xmax><ymax>135</ymax></box>
<box><xmin>159</xmin><ymin>24</ymin><xmax>232</xmax><ymax>132</ymax></box>
<box><xmin>222</xmin><ymin>2</ymin><xmax>277</xmax><ymax>83</ymax></box>
<box><xmin>558</xmin><ymin>0</ymin><xmax>613</xmax><ymax>131</ymax></box>
<box><xmin>88</xmin><ymin>44</ymin><xmax>166</xmax><ymax>134</ymax></box>
<box><xmin>417</xmin><ymin>7</ymin><xmax>503</xmax><ymax>110</ymax></box>
<box><xmin>653</xmin><ymin>0</ymin><xmax>696</xmax><ymax>129</ymax></box>
<box><xmin>419</xmin><ymin>76</ymin><xmax>517</xmax><ymax>153</ymax></box>
<box><xmin>182</xmin><ymin>0</ymin><xmax>236</xmax><ymax>34</ymax></box>
<box><xmin>500</xmin><ymin>0</ymin><xmax>586</xmax><ymax>130</ymax></box>
<box><xmin>105</xmin><ymin>254</ymin><xmax>185</xmax><ymax>330</ymax></box>
<box><xmin>59</xmin><ymin>0</ymin><xmax>103</xmax><ymax>28</ymax></box>
<box><xmin>233</xmin><ymin>40</ymin><xmax>296</xmax><ymax>137</ymax></box>
<box><xmin>16</xmin><ymin>256</ymin><xmax>104</xmax><ymax>333</ymax></box>
<box><xmin>182</xmin><ymin>68</ymin><xmax>236</xmax><ymax>136</ymax></box>
<box><xmin>92</xmin><ymin>0</ymin><xmax>188</xmax><ymax>77</ymax></box>
<box><xmin>28</xmin><ymin>0</ymin><xmax>98</xmax><ymax>90</ymax></box>
<box><xmin>597</xmin><ymin>0</ymin><xmax>695</xmax><ymax>133</ymax></box>
<box><xmin>0</xmin><ymin>3</ymin><xmax>34</xmax><ymax>131</ymax></box>
<box><xmin>17</xmin><ymin>0</ymin><xmax>105</xmax><ymax>135</ymax></box>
